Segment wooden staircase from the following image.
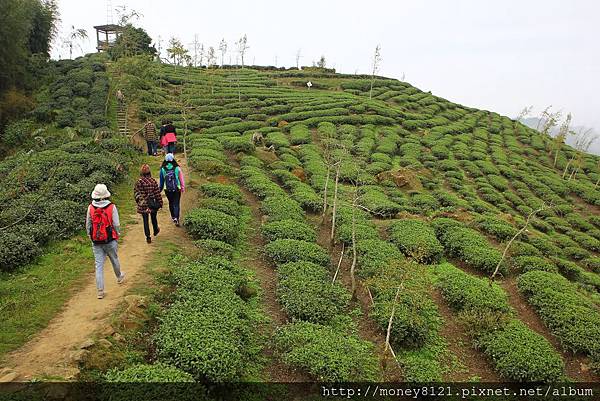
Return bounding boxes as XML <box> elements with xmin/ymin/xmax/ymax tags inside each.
<box><xmin>117</xmin><ymin>101</ymin><xmax>128</xmax><ymax>136</ymax></box>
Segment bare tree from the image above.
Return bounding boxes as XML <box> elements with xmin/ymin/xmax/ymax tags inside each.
<box><xmin>563</xmin><ymin>127</ymin><xmax>596</xmax><ymax>179</ymax></box>
<box><xmin>552</xmin><ymin>113</ymin><xmax>571</xmax><ymax>167</ymax></box>
<box><xmin>206</xmin><ymin>46</ymin><xmax>216</xmax><ymax>67</ymax></box>
<box><xmin>63</xmin><ymin>26</ymin><xmax>87</xmax><ymax>59</ymax></box>
<box><xmin>595</xmin><ymin>160</ymin><xmax>600</xmax><ymax>189</ymax></box>
<box><xmin>236</xmin><ymin>34</ymin><xmax>249</xmax><ymax>68</ymax></box>
<box><xmin>491</xmin><ymin>204</ymin><xmax>550</xmax><ymax>281</ymax></box>
<box><xmin>190</xmin><ymin>34</ymin><xmax>201</xmax><ymax>67</ymax></box>
<box><xmin>369</xmin><ymin>44</ymin><xmax>382</xmax><ymax>99</ymax></box>
<box><xmin>295</xmin><ymin>48</ymin><xmax>302</xmax><ymax>69</ymax></box>
<box><xmin>535</xmin><ymin>105</ymin><xmax>553</xmax><ymax>131</ymax></box>
<box><xmin>515</xmin><ymin>105</ymin><xmax>533</xmax><ymax>122</ymax></box>
<box><xmin>219</xmin><ymin>38</ymin><xmax>227</xmax><ymax>67</ymax></box>
<box><xmin>115</xmin><ymin>5</ymin><xmax>141</xmax><ymax>25</ymax></box>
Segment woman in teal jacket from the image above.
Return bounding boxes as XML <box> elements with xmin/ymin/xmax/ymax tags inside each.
<box><xmin>159</xmin><ymin>153</ymin><xmax>185</xmax><ymax>226</ymax></box>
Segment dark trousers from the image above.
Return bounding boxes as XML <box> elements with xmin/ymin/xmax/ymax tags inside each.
<box><xmin>167</xmin><ymin>142</ymin><xmax>176</xmax><ymax>154</ymax></box>
<box><xmin>142</xmin><ymin>211</ymin><xmax>159</xmax><ymax>238</ymax></box>
<box><xmin>146</xmin><ymin>141</ymin><xmax>158</xmax><ymax>155</ymax></box>
<box><xmin>165</xmin><ymin>190</ymin><xmax>181</xmax><ymax>220</ymax></box>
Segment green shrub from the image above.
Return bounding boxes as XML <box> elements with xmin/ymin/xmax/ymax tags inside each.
<box><xmin>199</xmin><ymin>197</ymin><xmax>242</xmax><ymax>217</ymax></box>
<box><xmin>260</xmin><ymin>196</ymin><xmax>305</xmax><ymax>222</ymax></box>
<box><xmin>474</xmin><ymin>215</ymin><xmax>518</xmax><ymax>241</ymax></box>
<box><xmin>388</xmin><ymin>219</ymin><xmax>443</xmax><ymax>264</ymax></box>
<box><xmin>512</xmin><ymin>256</ymin><xmax>557</xmax><ymax>273</ymax></box>
<box><xmin>239</xmin><ymin>155</ymin><xmax>264</xmax><ymax>168</ymax></box>
<box><xmin>277</xmin><ymin>261</ymin><xmax>350</xmax><ymax>323</ymax></box>
<box><xmin>582</xmin><ymin>257</ymin><xmax>600</xmax><ymax>273</ymax></box>
<box><xmin>435</xmin><ymin>262</ymin><xmax>510</xmax><ymax>315</ymax></box>
<box><xmin>183</xmin><ymin>208</ymin><xmax>239</xmax><ymax>244</ymax></box>
<box><xmin>356</xmin><ymin>239</ymin><xmax>404</xmax><ymax>278</ymax></box>
<box><xmin>359</xmin><ymin>189</ymin><xmax>402</xmax><ymax>217</ymax></box>
<box><xmin>200</xmin><ymin>183</ymin><xmax>243</xmax><ymax>203</ymax></box>
<box><xmin>289</xmin><ymin>124</ymin><xmax>311</xmax><ymax>145</ymax></box>
<box><xmin>518</xmin><ymin>270</ymin><xmax>600</xmax><ymax>355</ymax></box>
<box><xmin>476</xmin><ymin>319</ymin><xmax>564</xmax><ymax>382</ymax></box>
<box><xmin>240</xmin><ymin>167</ymin><xmax>286</xmax><ymax>199</ymax></box>
<box><xmin>275</xmin><ymin>321</ymin><xmax>379</xmax><ymax>381</ymax></box>
<box><xmin>409</xmin><ymin>193</ymin><xmax>440</xmax><ymax>214</ymax></box>
<box><xmin>105</xmin><ymin>363</ymin><xmax>195</xmax><ymax>382</ymax></box>
<box><xmin>0</xmin><ymin>232</ymin><xmax>40</xmax><ymax>272</ymax></box>
<box><xmin>261</xmin><ymin>219</ymin><xmax>316</xmax><ymax>242</ymax></box>
<box><xmin>193</xmin><ymin>239</ymin><xmax>235</xmax><ymax>259</ymax></box>
<box><xmin>264</xmin><ymin>239</ymin><xmax>330</xmax><ymax>266</ymax></box>
<box><xmin>288</xmin><ymin>181</ymin><xmax>322</xmax><ymax>212</ymax></box>
<box><xmin>335</xmin><ymin>223</ymin><xmax>379</xmax><ymax>245</ymax></box>
<box><xmin>220</xmin><ymin>136</ymin><xmax>255</xmax><ymax>153</ymax></box>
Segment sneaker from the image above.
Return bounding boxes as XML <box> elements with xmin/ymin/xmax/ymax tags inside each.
<box><xmin>174</xmin><ymin>218</ymin><xmax>180</xmax><ymax>227</ymax></box>
<box><xmin>146</xmin><ymin>237</ymin><xmax>152</xmax><ymax>244</ymax></box>
<box><xmin>117</xmin><ymin>273</ymin><xmax>126</xmax><ymax>284</ymax></box>
<box><xmin>97</xmin><ymin>290</ymin><xmax>104</xmax><ymax>299</ymax></box>
<box><xmin>154</xmin><ymin>228</ymin><xmax>160</xmax><ymax>237</ymax></box>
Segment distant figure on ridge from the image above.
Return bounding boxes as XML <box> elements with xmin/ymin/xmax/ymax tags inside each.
<box><xmin>86</xmin><ymin>184</ymin><xmax>126</xmax><ymax>299</ymax></box>
<box><xmin>159</xmin><ymin>153</ymin><xmax>185</xmax><ymax>227</ymax></box>
<box><xmin>159</xmin><ymin>120</ymin><xmax>177</xmax><ymax>154</ymax></box>
<box><xmin>134</xmin><ymin>164</ymin><xmax>163</xmax><ymax>244</ymax></box>
<box><xmin>143</xmin><ymin>119</ymin><xmax>158</xmax><ymax>156</ymax></box>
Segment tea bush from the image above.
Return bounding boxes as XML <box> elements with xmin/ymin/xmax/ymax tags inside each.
<box><xmin>260</xmin><ymin>196</ymin><xmax>305</xmax><ymax>222</ymax></box>
<box><xmin>388</xmin><ymin>219</ymin><xmax>444</xmax><ymax>263</ymax></box>
<box><xmin>264</xmin><ymin>239</ymin><xmax>330</xmax><ymax>266</ymax></box>
<box><xmin>356</xmin><ymin>239</ymin><xmax>404</xmax><ymax>278</ymax></box>
<box><xmin>277</xmin><ymin>261</ymin><xmax>350</xmax><ymax>323</ymax></box>
<box><xmin>183</xmin><ymin>208</ymin><xmax>239</xmax><ymax>244</ymax></box>
<box><xmin>275</xmin><ymin>321</ymin><xmax>379</xmax><ymax>381</ymax></box>
<box><xmin>200</xmin><ymin>183</ymin><xmax>243</xmax><ymax>203</ymax></box>
<box><xmin>261</xmin><ymin>219</ymin><xmax>317</xmax><ymax>242</ymax></box>
<box><xmin>518</xmin><ymin>270</ymin><xmax>600</xmax><ymax>355</ymax></box>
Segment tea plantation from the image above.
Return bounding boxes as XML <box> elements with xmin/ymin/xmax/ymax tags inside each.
<box><xmin>3</xmin><ymin>56</ymin><xmax>600</xmax><ymax>391</ymax></box>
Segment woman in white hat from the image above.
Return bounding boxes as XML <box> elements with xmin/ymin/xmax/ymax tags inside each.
<box><xmin>85</xmin><ymin>184</ymin><xmax>126</xmax><ymax>299</ymax></box>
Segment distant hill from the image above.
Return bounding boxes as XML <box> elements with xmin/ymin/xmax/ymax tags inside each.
<box><xmin>521</xmin><ymin>117</ymin><xmax>600</xmax><ymax>156</ymax></box>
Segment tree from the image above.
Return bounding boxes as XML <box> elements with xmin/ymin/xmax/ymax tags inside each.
<box><xmin>166</xmin><ymin>37</ymin><xmax>188</xmax><ymax>66</ymax></box>
<box><xmin>552</xmin><ymin>113</ymin><xmax>571</xmax><ymax>167</ymax></box>
<box><xmin>28</xmin><ymin>0</ymin><xmax>58</xmax><ymax>57</ymax></box>
<box><xmin>316</xmin><ymin>55</ymin><xmax>326</xmax><ymax>68</ymax></box>
<box><xmin>191</xmin><ymin>34</ymin><xmax>201</xmax><ymax>67</ymax></box>
<box><xmin>206</xmin><ymin>46</ymin><xmax>216</xmax><ymax>67</ymax></box>
<box><xmin>219</xmin><ymin>39</ymin><xmax>227</xmax><ymax>67</ymax></box>
<box><xmin>562</xmin><ymin>127</ymin><xmax>597</xmax><ymax>180</ymax></box>
<box><xmin>295</xmin><ymin>48</ymin><xmax>302</xmax><ymax>69</ymax></box>
<box><xmin>515</xmin><ymin>105</ymin><xmax>533</xmax><ymax>122</ymax></box>
<box><xmin>63</xmin><ymin>26</ymin><xmax>88</xmax><ymax>59</ymax></box>
<box><xmin>109</xmin><ymin>25</ymin><xmax>156</xmax><ymax>60</ymax></box>
<box><xmin>369</xmin><ymin>44</ymin><xmax>382</xmax><ymax>99</ymax></box>
<box><xmin>115</xmin><ymin>5</ymin><xmax>141</xmax><ymax>26</ymax></box>
<box><xmin>236</xmin><ymin>34</ymin><xmax>249</xmax><ymax>68</ymax></box>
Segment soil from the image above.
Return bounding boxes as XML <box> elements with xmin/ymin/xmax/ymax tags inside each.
<box><xmin>0</xmin><ymin>159</ymin><xmax>193</xmax><ymax>381</ymax></box>
<box><xmin>500</xmin><ymin>277</ymin><xmax>599</xmax><ymax>382</ymax></box>
<box><xmin>239</xmin><ymin>186</ymin><xmax>308</xmax><ymax>382</ymax></box>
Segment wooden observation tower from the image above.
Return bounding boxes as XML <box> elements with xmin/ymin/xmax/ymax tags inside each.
<box><xmin>93</xmin><ymin>24</ymin><xmax>122</xmax><ymax>52</ymax></box>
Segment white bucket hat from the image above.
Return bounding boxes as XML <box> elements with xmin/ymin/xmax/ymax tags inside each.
<box><xmin>91</xmin><ymin>184</ymin><xmax>111</xmax><ymax>199</ymax></box>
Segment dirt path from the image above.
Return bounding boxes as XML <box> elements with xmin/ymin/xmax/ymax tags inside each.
<box><xmin>0</xmin><ymin>159</ymin><xmax>191</xmax><ymax>381</ymax></box>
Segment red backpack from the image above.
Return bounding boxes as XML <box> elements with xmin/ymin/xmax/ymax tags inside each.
<box><xmin>89</xmin><ymin>204</ymin><xmax>118</xmax><ymax>244</ymax></box>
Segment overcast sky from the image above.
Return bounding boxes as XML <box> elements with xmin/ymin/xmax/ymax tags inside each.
<box><xmin>51</xmin><ymin>0</ymin><xmax>600</xmax><ymax>134</ymax></box>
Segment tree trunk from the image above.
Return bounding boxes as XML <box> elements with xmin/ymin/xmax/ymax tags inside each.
<box><xmin>322</xmin><ymin>165</ymin><xmax>330</xmax><ymax>219</ymax></box>
<box><xmin>350</xmin><ymin>199</ymin><xmax>357</xmax><ymax>299</ymax></box>
<box><xmin>562</xmin><ymin>155</ymin><xmax>575</xmax><ymax>178</ymax></box>
<box><xmin>329</xmin><ymin>165</ymin><xmax>340</xmax><ymax>242</ymax></box>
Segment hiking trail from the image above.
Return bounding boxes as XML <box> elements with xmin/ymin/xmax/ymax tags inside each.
<box><xmin>0</xmin><ymin>159</ymin><xmax>190</xmax><ymax>381</ymax></box>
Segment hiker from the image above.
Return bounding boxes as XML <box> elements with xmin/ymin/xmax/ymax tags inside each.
<box><xmin>134</xmin><ymin>164</ymin><xmax>163</xmax><ymax>244</ymax></box>
<box><xmin>116</xmin><ymin>89</ymin><xmax>124</xmax><ymax>105</ymax></box>
<box><xmin>160</xmin><ymin>120</ymin><xmax>177</xmax><ymax>154</ymax></box>
<box><xmin>86</xmin><ymin>184</ymin><xmax>125</xmax><ymax>299</ymax></box>
<box><xmin>251</xmin><ymin>132</ymin><xmax>264</xmax><ymax>146</ymax></box>
<box><xmin>159</xmin><ymin>153</ymin><xmax>185</xmax><ymax>226</ymax></box>
<box><xmin>143</xmin><ymin>120</ymin><xmax>159</xmax><ymax>156</ymax></box>
<box><xmin>159</xmin><ymin>120</ymin><xmax>168</xmax><ymax>154</ymax></box>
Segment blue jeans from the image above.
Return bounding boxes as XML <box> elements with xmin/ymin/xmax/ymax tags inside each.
<box><xmin>92</xmin><ymin>241</ymin><xmax>122</xmax><ymax>291</ymax></box>
<box><xmin>147</xmin><ymin>141</ymin><xmax>158</xmax><ymax>155</ymax></box>
<box><xmin>165</xmin><ymin>190</ymin><xmax>181</xmax><ymax>220</ymax></box>
<box><xmin>167</xmin><ymin>142</ymin><xmax>176</xmax><ymax>154</ymax></box>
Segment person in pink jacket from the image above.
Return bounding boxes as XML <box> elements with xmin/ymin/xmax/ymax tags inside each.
<box><xmin>159</xmin><ymin>153</ymin><xmax>185</xmax><ymax>226</ymax></box>
<box><xmin>159</xmin><ymin>120</ymin><xmax>177</xmax><ymax>154</ymax></box>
